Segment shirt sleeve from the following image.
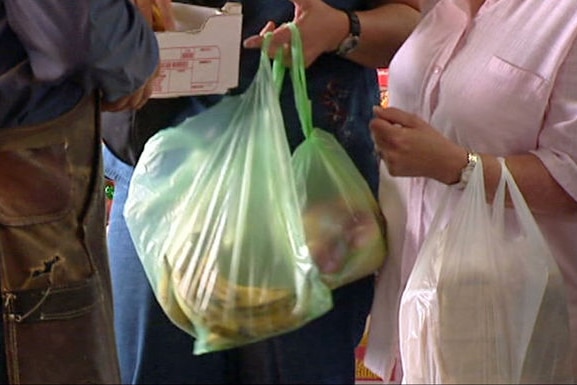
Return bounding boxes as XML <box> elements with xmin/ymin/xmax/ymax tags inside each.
<box><xmin>4</xmin><ymin>0</ymin><xmax>159</xmax><ymax>102</ymax></box>
<box><xmin>531</xmin><ymin>37</ymin><xmax>577</xmax><ymax>202</ymax></box>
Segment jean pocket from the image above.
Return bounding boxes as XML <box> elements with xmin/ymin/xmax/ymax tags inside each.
<box><xmin>0</xmin><ymin>140</ymin><xmax>72</xmax><ymax>226</ymax></box>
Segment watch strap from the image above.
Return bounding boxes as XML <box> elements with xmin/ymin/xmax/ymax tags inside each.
<box><xmin>344</xmin><ymin>10</ymin><xmax>360</xmax><ymax>38</ymax></box>
<box><xmin>335</xmin><ymin>10</ymin><xmax>360</xmax><ymax>56</ymax></box>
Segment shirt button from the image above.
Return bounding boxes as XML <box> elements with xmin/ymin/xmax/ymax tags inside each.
<box><xmin>433</xmin><ymin>66</ymin><xmax>441</xmax><ymax>74</ymax></box>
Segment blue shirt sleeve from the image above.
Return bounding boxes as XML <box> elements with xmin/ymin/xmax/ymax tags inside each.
<box><xmin>4</xmin><ymin>0</ymin><xmax>159</xmax><ymax>102</ymax></box>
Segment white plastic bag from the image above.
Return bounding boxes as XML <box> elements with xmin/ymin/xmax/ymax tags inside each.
<box><xmin>399</xmin><ymin>157</ymin><xmax>573</xmax><ymax>384</ymax></box>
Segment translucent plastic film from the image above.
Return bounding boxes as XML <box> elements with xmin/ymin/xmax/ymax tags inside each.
<box><xmin>124</xmin><ymin>34</ymin><xmax>332</xmax><ymax>355</ymax></box>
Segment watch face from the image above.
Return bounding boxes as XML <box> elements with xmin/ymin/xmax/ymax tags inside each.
<box><xmin>337</xmin><ymin>35</ymin><xmax>359</xmax><ymax>56</ymax></box>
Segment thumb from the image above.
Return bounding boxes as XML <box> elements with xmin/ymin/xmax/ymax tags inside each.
<box><xmin>372</xmin><ymin>105</ymin><xmax>389</xmax><ymax>120</ymax></box>
<box><xmin>287</xmin><ymin>0</ymin><xmax>310</xmax><ymax>16</ymax></box>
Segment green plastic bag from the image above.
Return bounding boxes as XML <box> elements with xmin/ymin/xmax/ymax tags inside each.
<box><xmin>285</xmin><ymin>23</ymin><xmax>387</xmax><ymax>289</ymax></box>
<box><xmin>123</xmin><ymin>34</ymin><xmax>333</xmax><ymax>355</ymax></box>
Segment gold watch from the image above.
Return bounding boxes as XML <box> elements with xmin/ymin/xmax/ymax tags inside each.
<box><xmin>456</xmin><ymin>152</ymin><xmax>480</xmax><ymax>190</ymax></box>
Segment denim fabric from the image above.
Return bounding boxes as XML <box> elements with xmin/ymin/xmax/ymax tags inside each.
<box><xmin>104</xmin><ymin>145</ymin><xmax>236</xmax><ymax>384</ymax></box>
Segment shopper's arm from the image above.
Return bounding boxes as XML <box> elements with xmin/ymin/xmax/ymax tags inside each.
<box><xmin>5</xmin><ymin>0</ymin><xmax>159</xmax><ymax>104</ymax></box>
<box><xmin>346</xmin><ymin>0</ymin><xmax>420</xmax><ymax>68</ymax></box>
<box><xmin>371</xmin><ymin>103</ymin><xmax>577</xmax><ymax>215</ymax></box>
<box><xmin>243</xmin><ymin>0</ymin><xmax>420</xmax><ymax>68</ymax></box>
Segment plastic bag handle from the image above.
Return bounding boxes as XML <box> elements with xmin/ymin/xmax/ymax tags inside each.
<box><xmin>493</xmin><ymin>158</ymin><xmax>549</xmax><ymax>246</ymax></box>
<box><xmin>261</xmin><ymin>32</ymin><xmax>285</xmax><ymax>96</ymax></box>
<box><xmin>262</xmin><ymin>23</ymin><xmax>312</xmax><ymax>137</ymax></box>
<box><xmin>421</xmin><ymin>156</ymin><xmax>486</xmax><ymax>251</ymax></box>
<box><xmin>286</xmin><ymin>23</ymin><xmax>314</xmax><ymax>138</ymax></box>
<box><xmin>267</xmin><ymin>23</ymin><xmax>314</xmax><ymax>138</ymax></box>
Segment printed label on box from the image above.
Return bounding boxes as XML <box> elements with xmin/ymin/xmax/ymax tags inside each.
<box><xmin>151</xmin><ymin>2</ymin><xmax>242</xmax><ymax>98</ymax></box>
<box><xmin>153</xmin><ymin>45</ymin><xmax>222</xmax><ymax>95</ymax></box>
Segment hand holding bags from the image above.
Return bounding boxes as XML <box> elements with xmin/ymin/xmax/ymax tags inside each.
<box><xmin>399</xmin><ymin>158</ymin><xmax>573</xmax><ymax>384</ymax></box>
<box><xmin>124</xmin><ymin>34</ymin><xmax>332</xmax><ymax>355</ymax></box>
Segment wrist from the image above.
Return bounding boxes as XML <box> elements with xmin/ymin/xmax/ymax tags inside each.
<box><xmin>453</xmin><ymin>151</ymin><xmax>480</xmax><ymax>189</ymax></box>
<box><xmin>330</xmin><ymin>10</ymin><xmax>361</xmax><ymax>57</ymax></box>
<box><xmin>326</xmin><ymin>10</ymin><xmax>350</xmax><ymax>53</ymax></box>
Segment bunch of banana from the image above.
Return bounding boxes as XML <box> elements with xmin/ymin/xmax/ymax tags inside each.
<box><xmin>154</xmin><ymin>254</ymin><xmax>309</xmax><ymax>352</ymax></box>
<box><xmin>177</xmin><ymin>266</ymin><xmax>300</xmax><ymax>341</ymax></box>
<box><xmin>152</xmin><ymin>257</ymin><xmax>196</xmax><ymax>336</ymax></box>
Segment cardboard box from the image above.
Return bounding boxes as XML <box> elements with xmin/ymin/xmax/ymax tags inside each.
<box><xmin>151</xmin><ymin>2</ymin><xmax>242</xmax><ymax>98</ymax></box>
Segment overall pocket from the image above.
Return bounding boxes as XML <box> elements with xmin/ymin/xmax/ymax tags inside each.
<box><xmin>0</xmin><ymin>96</ymin><xmax>97</xmax><ymax>290</ymax></box>
<box><xmin>0</xmin><ymin>142</ymin><xmax>72</xmax><ymax>226</ymax></box>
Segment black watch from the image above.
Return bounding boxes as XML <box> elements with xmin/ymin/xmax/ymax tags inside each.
<box><xmin>335</xmin><ymin>10</ymin><xmax>360</xmax><ymax>57</ymax></box>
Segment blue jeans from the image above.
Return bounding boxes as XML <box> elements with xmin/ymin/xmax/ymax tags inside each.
<box><xmin>103</xmin><ymin>144</ymin><xmax>374</xmax><ymax>384</ymax></box>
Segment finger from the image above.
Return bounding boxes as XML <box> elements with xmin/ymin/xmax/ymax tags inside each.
<box><xmin>370</xmin><ymin>109</ymin><xmax>397</xmax><ymax>134</ymax></box>
<box><xmin>242</xmin><ymin>35</ymin><xmax>263</xmax><ymax>49</ymax></box>
<box><xmin>243</xmin><ymin>21</ymin><xmax>276</xmax><ymax>49</ymax></box>
<box><xmin>271</xmin><ymin>23</ymin><xmax>292</xmax><ymax>45</ymax></box>
<box><xmin>377</xmin><ymin>106</ymin><xmax>420</xmax><ymax>129</ymax></box>
<box><xmin>156</xmin><ymin>0</ymin><xmax>175</xmax><ymax>31</ymax></box>
<box><xmin>372</xmin><ymin>105</ymin><xmax>389</xmax><ymax>120</ymax></box>
<box><xmin>268</xmin><ymin>24</ymin><xmax>295</xmax><ymax>62</ymax></box>
<box><xmin>369</xmin><ymin>115</ymin><xmax>405</xmax><ymax>153</ymax></box>
<box><xmin>369</xmin><ymin>118</ymin><xmax>388</xmax><ymax>146</ymax></box>
<box><xmin>373</xmin><ymin>105</ymin><xmax>405</xmax><ymax>123</ymax></box>
<box><xmin>151</xmin><ymin>2</ymin><xmax>165</xmax><ymax>30</ymax></box>
<box><xmin>134</xmin><ymin>0</ymin><xmax>154</xmax><ymax>26</ymax></box>
<box><xmin>260</xmin><ymin>20</ymin><xmax>277</xmax><ymax>36</ymax></box>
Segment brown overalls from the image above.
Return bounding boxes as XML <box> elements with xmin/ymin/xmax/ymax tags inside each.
<box><xmin>0</xmin><ymin>95</ymin><xmax>121</xmax><ymax>384</ymax></box>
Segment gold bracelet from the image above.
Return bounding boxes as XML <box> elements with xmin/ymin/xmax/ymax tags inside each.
<box><xmin>456</xmin><ymin>151</ymin><xmax>480</xmax><ymax>190</ymax></box>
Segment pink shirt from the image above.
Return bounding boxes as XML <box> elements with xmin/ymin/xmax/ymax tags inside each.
<box><xmin>365</xmin><ymin>0</ymin><xmax>577</xmax><ymax>381</ymax></box>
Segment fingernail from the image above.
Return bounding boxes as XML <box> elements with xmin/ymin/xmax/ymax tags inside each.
<box><xmin>243</xmin><ymin>39</ymin><xmax>256</xmax><ymax>48</ymax></box>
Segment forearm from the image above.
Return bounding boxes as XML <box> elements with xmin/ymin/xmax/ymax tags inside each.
<box><xmin>476</xmin><ymin>153</ymin><xmax>577</xmax><ymax>215</ymax></box>
<box><xmin>371</xmin><ymin>106</ymin><xmax>577</xmax><ymax>216</ymax></box>
<box><xmin>346</xmin><ymin>1</ymin><xmax>420</xmax><ymax>68</ymax></box>
<box><xmin>444</xmin><ymin>149</ymin><xmax>577</xmax><ymax>214</ymax></box>
<box><xmin>435</xmin><ymin>148</ymin><xmax>577</xmax><ymax>215</ymax></box>
<box><xmin>244</xmin><ymin>0</ymin><xmax>420</xmax><ymax>68</ymax></box>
